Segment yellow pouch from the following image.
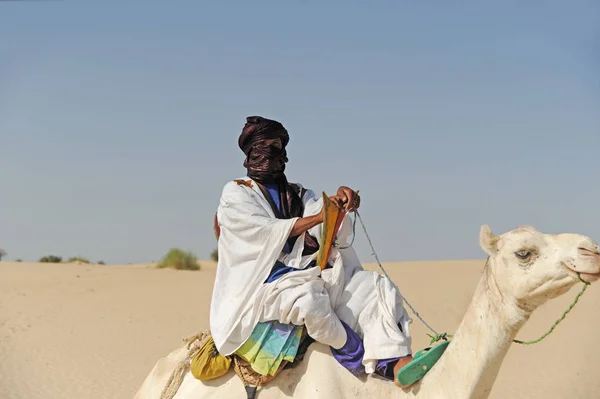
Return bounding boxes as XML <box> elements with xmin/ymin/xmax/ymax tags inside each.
<box><xmin>190</xmin><ymin>335</ymin><xmax>232</xmax><ymax>381</ymax></box>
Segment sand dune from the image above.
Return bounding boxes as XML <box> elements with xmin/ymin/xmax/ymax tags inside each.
<box><xmin>1</xmin><ymin>260</ymin><xmax>598</xmax><ymax>399</ymax></box>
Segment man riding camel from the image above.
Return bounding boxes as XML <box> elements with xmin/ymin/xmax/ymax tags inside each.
<box><xmin>210</xmin><ymin>116</ymin><xmax>440</xmax><ymax>387</ymax></box>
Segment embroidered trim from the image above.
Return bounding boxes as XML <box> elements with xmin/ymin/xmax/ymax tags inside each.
<box><xmin>234</xmin><ymin>179</ymin><xmax>254</xmax><ymax>188</ymax></box>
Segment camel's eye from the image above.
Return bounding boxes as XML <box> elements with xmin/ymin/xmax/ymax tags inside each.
<box><xmin>515</xmin><ymin>250</ymin><xmax>532</xmax><ymax>260</ymax></box>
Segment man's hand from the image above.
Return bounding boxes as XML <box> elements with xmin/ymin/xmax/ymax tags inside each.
<box><xmin>317</xmin><ymin>195</ymin><xmax>342</xmax><ymax>224</ymax></box>
<box><xmin>335</xmin><ymin>186</ymin><xmax>361</xmax><ymax>212</ymax></box>
<box><xmin>327</xmin><ymin>195</ymin><xmax>345</xmax><ymax>210</ymax></box>
<box><xmin>289</xmin><ymin>188</ymin><xmax>359</xmax><ymax>238</ymax></box>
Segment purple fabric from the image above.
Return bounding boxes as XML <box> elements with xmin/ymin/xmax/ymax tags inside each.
<box><xmin>263</xmin><ymin>183</ymin><xmax>291</xmax><ymax>254</ymax></box>
<box><xmin>330</xmin><ymin>320</ymin><xmax>365</xmax><ymax>377</ymax></box>
<box><xmin>330</xmin><ymin>320</ymin><xmax>407</xmax><ymax>381</ymax></box>
<box><xmin>375</xmin><ymin>357</ymin><xmax>401</xmax><ymax>381</ymax></box>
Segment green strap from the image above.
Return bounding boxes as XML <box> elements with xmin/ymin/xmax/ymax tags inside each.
<box><xmin>427</xmin><ymin>332</ymin><xmax>452</xmax><ymax>345</ymax></box>
<box><xmin>428</xmin><ymin>274</ymin><xmax>591</xmax><ymax>346</ymax></box>
<box><xmin>513</xmin><ymin>274</ymin><xmax>590</xmax><ymax>345</ymax></box>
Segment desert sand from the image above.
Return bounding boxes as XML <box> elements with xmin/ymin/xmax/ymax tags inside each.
<box><xmin>1</xmin><ymin>260</ymin><xmax>598</xmax><ymax>399</ymax></box>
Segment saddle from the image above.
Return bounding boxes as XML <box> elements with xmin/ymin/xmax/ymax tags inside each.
<box><xmin>231</xmin><ymin>329</ymin><xmax>315</xmax><ymax>399</ymax></box>
<box><xmin>187</xmin><ymin>329</ymin><xmax>315</xmax><ymax>399</ymax></box>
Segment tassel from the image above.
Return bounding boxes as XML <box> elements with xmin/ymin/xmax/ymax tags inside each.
<box><xmin>245</xmin><ymin>385</ymin><xmax>258</xmax><ymax>399</ymax></box>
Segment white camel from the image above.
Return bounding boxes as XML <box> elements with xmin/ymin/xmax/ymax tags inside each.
<box><xmin>134</xmin><ymin>225</ymin><xmax>600</xmax><ymax>399</ymax></box>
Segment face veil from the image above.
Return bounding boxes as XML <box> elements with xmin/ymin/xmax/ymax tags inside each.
<box><xmin>238</xmin><ymin>116</ymin><xmax>290</xmax><ymax>183</ymax></box>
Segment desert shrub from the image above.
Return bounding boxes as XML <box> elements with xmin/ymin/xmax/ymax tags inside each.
<box><xmin>39</xmin><ymin>255</ymin><xmax>63</xmax><ymax>263</ymax></box>
<box><xmin>67</xmin><ymin>257</ymin><xmax>90</xmax><ymax>264</ymax></box>
<box><xmin>0</xmin><ymin>249</ymin><xmax>6</xmax><ymax>261</ymax></box>
<box><xmin>157</xmin><ymin>248</ymin><xmax>200</xmax><ymax>271</ymax></box>
<box><xmin>16</xmin><ymin>259</ymin><xmax>22</xmax><ymax>262</ymax></box>
<box><xmin>98</xmin><ymin>260</ymin><xmax>105</xmax><ymax>265</ymax></box>
<box><xmin>210</xmin><ymin>249</ymin><xmax>218</xmax><ymax>262</ymax></box>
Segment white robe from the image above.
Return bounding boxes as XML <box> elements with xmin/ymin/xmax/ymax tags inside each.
<box><xmin>210</xmin><ymin>178</ymin><xmax>412</xmax><ymax>373</ymax></box>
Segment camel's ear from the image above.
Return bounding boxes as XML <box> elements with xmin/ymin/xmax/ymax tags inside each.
<box><xmin>479</xmin><ymin>224</ymin><xmax>499</xmax><ymax>255</ymax></box>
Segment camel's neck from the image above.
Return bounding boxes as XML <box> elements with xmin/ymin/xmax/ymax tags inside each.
<box><xmin>418</xmin><ymin>267</ymin><xmax>529</xmax><ymax>399</ymax></box>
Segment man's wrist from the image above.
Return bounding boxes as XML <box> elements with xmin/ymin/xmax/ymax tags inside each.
<box><xmin>313</xmin><ymin>213</ymin><xmax>324</xmax><ymax>225</ymax></box>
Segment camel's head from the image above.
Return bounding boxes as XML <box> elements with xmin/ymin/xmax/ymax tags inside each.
<box><xmin>479</xmin><ymin>224</ymin><xmax>600</xmax><ymax>311</ymax></box>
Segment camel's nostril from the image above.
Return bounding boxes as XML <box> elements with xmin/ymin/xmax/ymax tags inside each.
<box><xmin>578</xmin><ymin>248</ymin><xmax>600</xmax><ymax>266</ymax></box>
<box><xmin>578</xmin><ymin>247</ymin><xmax>599</xmax><ymax>256</ymax></box>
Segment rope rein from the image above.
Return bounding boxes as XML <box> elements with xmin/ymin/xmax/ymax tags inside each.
<box><xmin>335</xmin><ymin>211</ymin><xmax>444</xmax><ymax>343</ymax></box>
<box><xmin>513</xmin><ymin>274</ymin><xmax>590</xmax><ymax>345</ymax></box>
<box><xmin>336</xmin><ymin>210</ymin><xmax>591</xmax><ymax>346</ymax></box>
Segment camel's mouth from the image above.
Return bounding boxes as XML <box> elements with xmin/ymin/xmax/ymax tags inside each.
<box><xmin>562</xmin><ymin>262</ymin><xmax>600</xmax><ymax>283</ymax></box>
<box><xmin>578</xmin><ymin>271</ymin><xmax>600</xmax><ymax>283</ymax></box>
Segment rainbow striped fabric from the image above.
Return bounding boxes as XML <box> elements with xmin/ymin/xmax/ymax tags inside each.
<box><xmin>235</xmin><ymin>320</ymin><xmax>304</xmax><ymax>376</ymax></box>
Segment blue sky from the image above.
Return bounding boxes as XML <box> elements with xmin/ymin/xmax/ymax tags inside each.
<box><xmin>1</xmin><ymin>1</ymin><xmax>598</xmax><ymax>264</ymax></box>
